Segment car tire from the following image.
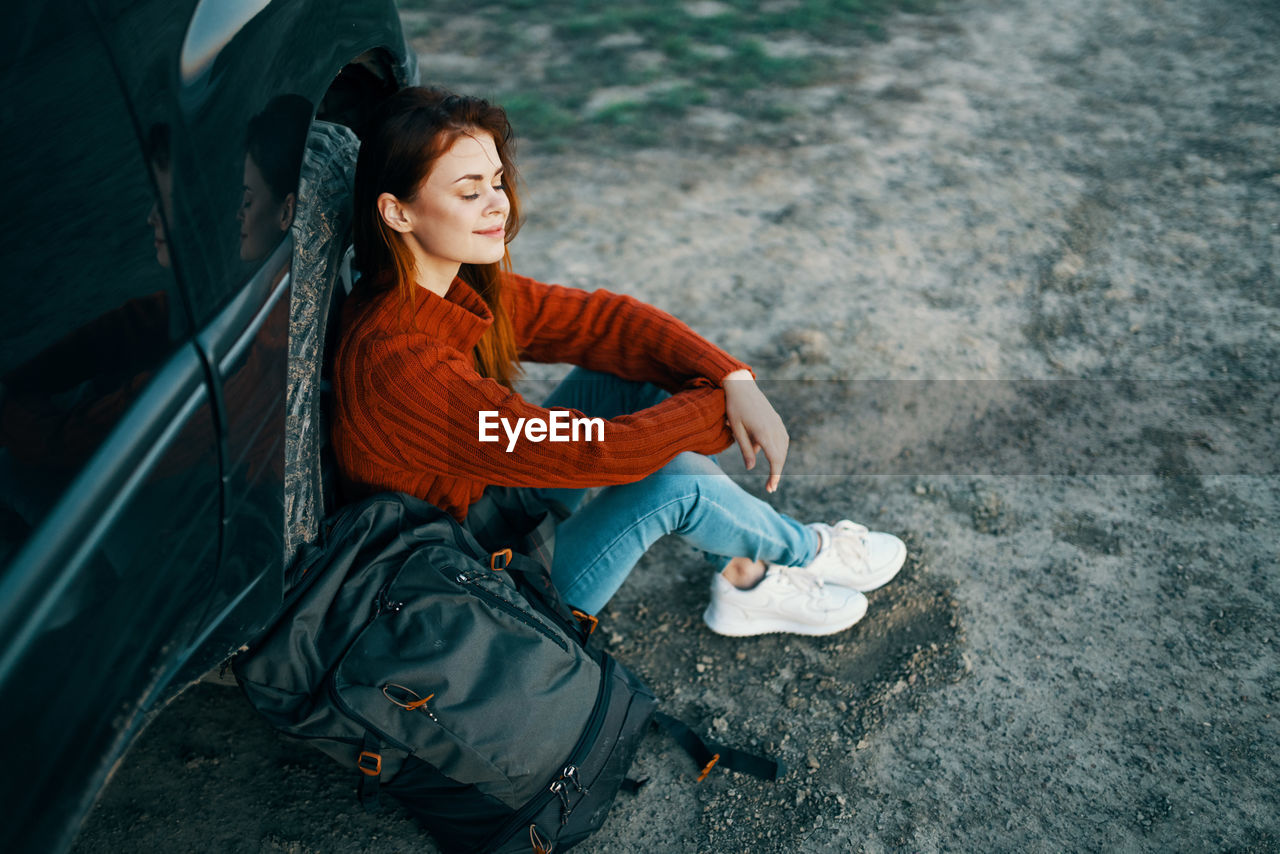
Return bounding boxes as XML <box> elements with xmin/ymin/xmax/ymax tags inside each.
<box><xmin>283</xmin><ymin>120</ymin><xmax>360</xmax><ymax>566</ymax></box>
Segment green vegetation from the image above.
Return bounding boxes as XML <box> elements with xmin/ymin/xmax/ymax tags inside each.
<box><xmin>398</xmin><ymin>0</ymin><xmax>940</xmax><ymax>148</ymax></box>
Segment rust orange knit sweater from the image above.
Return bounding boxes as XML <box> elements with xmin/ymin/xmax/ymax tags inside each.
<box><xmin>331</xmin><ymin>272</ymin><xmax>751</xmax><ymax>519</ymax></box>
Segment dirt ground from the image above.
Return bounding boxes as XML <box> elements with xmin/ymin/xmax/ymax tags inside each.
<box><xmin>72</xmin><ymin>0</ymin><xmax>1278</xmax><ymax>851</ymax></box>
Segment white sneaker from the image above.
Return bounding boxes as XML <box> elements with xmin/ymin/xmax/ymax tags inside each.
<box><xmin>800</xmin><ymin>521</ymin><xmax>907</xmax><ymax>592</ymax></box>
<box><xmin>702</xmin><ymin>566</ymin><xmax>868</xmax><ymax>637</ymax></box>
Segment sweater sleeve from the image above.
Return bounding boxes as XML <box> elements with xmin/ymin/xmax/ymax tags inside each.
<box><xmin>506</xmin><ymin>274</ymin><xmax>752</xmax><ymax>392</ymax></box>
<box><xmin>340</xmin><ymin>336</ymin><xmax>737</xmax><ymax>490</ymax></box>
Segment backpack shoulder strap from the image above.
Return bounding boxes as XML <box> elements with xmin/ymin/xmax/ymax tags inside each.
<box><xmin>356</xmin><ymin>731</ymin><xmax>382</xmax><ymax>812</ymax></box>
<box><xmin>496</xmin><ymin>546</ymin><xmax>601</xmax><ymax>646</ymax></box>
<box><xmin>652</xmin><ymin>711</ymin><xmax>786</xmax><ymax>782</ymax></box>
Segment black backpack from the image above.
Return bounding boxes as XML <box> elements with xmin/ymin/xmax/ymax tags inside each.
<box><xmin>233</xmin><ymin>492</ymin><xmax>780</xmax><ymax>853</ymax></box>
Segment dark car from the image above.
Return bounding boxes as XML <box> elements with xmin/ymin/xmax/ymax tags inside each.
<box><xmin>0</xmin><ymin>2</ymin><xmax>416</xmax><ymax>850</ymax></box>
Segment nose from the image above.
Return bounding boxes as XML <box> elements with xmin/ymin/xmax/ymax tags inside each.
<box><xmin>488</xmin><ymin>185</ymin><xmax>509</xmax><ymax>217</ymax></box>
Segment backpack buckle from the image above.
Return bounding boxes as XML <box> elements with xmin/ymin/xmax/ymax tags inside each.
<box><xmin>571</xmin><ymin>609</ymin><xmax>599</xmax><ymax>637</ymax></box>
<box><xmin>357</xmin><ymin>750</ymin><xmax>382</xmax><ymax>777</ymax></box>
<box><xmin>490</xmin><ymin>548</ymin><xmax>512</xmax><ymax>571</ymax></box>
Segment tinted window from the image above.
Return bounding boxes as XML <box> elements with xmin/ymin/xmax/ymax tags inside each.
<box><xmin>0</xmin><ymin>4</ymin><xmax>187</xmax><ymax>550</ymax></box>
<box><xmin>89</xmin><ymin>0</ymin><xmax>313</xmax><ymax>321</ymax></box>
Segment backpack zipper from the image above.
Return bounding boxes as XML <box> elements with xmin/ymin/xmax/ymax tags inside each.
<box><xmin>455</xmin><ymin>571</ymin><xmax>570</xmax><ymax>652</ymax></box>
<box><xmin>437</xmin><ymin>512</ymin><xmax>588</xmax><ymax>647</ymax></box>
<box><xmin>479</xmin><ymin>656</ymin><xmax>616</xmax><ymax>848</ymax></box>
<box><xmin>549</xmin><ymin>763</ymin><xmax>590</xmax><ymax>826</ymax></box>
<box><xmin>562</xmin><ymin>764</ymin><xmax>587</xmax><ymax>795</ymax></box>
<box><xmin>329</xmin><ymin>569</ymin><xmax>574</xmax><ymax>756</ymax></box>
<box><xmin>326</xmin><ymin>680</ymin><xmax>414</xmax><ymax>753</ymax></box>
<box><xmin>321</xmin><ymin>572</ymin><xmax>419</xmax><ymax>755</ymax></box>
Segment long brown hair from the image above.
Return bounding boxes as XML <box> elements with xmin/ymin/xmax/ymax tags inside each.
<box><xmin>353</xmin><ymin>88</ymin><xmax>523</xmax><ymax>388</ymax></box>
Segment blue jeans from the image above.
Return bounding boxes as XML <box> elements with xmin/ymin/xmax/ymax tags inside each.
<box><xmin>530</xmin><ymin>368</ymin><xmax>818</xmax><ymax>613</ymax></box>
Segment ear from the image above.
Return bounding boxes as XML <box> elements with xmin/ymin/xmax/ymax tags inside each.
<box><xmin>278</xmin><ymin>192</ymin><xmax>297</xmax><ymax>231</ymax></box>
<box><xmin>377</xmin><ymin>192</ymin><xmax>414</xmax><ymax>234</ymax></box>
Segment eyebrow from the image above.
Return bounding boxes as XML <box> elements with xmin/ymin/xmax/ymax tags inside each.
<box><xmin>452</xmin><ymin>169</ymin><xmax>504</xmax><ymax>184</ymax></box>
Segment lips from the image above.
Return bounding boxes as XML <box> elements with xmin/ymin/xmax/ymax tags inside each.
<box><xmin>475</xmin><ymin>226</ymin><xmax>505</xmax><ymax>238</ymax></box>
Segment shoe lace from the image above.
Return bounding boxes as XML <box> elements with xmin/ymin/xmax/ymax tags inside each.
<box><xmin>773</xmin><ymin>564</ymin><xmax>826</xmax><ymax>597</ymax></box>
<box><xmin>829</xmin><ymin>521</ymin><xmax>870</xmax><ymax>568</ymax></box>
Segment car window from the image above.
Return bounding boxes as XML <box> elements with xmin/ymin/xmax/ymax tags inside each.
<box><xmin>88</xmin><ymin>0</ymin><xmax>313</xmax><ymax>323</ymax></box>
<box><xmin>0</xmin><ymin>4</ymin><xmax>189</xmax><ymax>556</ymax></box>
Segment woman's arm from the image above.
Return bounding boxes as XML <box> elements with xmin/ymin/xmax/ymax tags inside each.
<box><xmin>722</xmin><ymin>368</ymin><xmax>790</xmax><ymax>493</ymax></box>
<box><xmin>335</xmin><ymin>341</ymin><xmax>737</xmax><ymax>491</ymax></box>
<box><xmin>506</xmin><ymin>275</ymin><xmax>792</xmax><ymax>489</ymax></box>
<box><xmin>506</xmin><ymin>274</ymin><xmax>751</xmax><ymax>392</ymax></box>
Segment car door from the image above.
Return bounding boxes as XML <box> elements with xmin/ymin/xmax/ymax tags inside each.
<box><xmin>88</xmin><ymin>0</ymin><xmax>308</xmax><ymax>683</ymax></box>
<box><xmin>0</xmin><ymin>5</ymin><xmax>222</xmax><ymax>852</ymax></box>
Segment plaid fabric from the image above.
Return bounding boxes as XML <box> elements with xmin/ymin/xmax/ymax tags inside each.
<box><xmin>461</xmin><ymin>485</ymin><xmax>569</xmax><ymax>573</ymax></box>
<box><xmin>462</xmin><ymin>486</ymin><xmax>595</xmax><ymax>619</ymax></box>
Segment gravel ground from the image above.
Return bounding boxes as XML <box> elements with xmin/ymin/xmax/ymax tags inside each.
<box><xmin>73</xmin><ymin>0</ymin><xmax>1278</xmax><ymax>851</ymax></box>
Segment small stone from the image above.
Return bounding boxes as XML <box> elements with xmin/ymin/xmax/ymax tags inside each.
<box><xmin>684</xmin><ymin>0</ymin><xmax>732</xmax><ymax>17</ymax></box>
<box><xmin>1051</xmin><ymin>251</ymin><xmax>1085</xmax><ymax>282</ymax></box>
<box><xmin>856</xmin><ymin>738</ymin><xmax>870</xmax><ymax>750</ymax></box>
<box><xmin>597</xmin><ymin>32</ymin><xmax>645</xmax><ymax>49</ymax></box>
<box><xmin>807</xmin><ymin>753</ymin><xmax>821</xmax><ymax>770</ymax></box>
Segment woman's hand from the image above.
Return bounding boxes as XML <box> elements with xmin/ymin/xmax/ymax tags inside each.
<box><xmin>722</xmin><ymin>369</ymin><xmax>788</xmax><ymax>493</ymax></box>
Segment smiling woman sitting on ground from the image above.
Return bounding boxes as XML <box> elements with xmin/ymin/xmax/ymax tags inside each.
<box><xmin>330</xmin><ymin>87</ymin><xmax>907</xmax><ymax>634</ymax></box>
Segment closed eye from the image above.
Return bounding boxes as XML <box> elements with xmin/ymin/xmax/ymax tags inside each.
<box><xmin>462</xmin><ymin>183</ymin><xmax>507</xmax><ymax>201</ymax></box>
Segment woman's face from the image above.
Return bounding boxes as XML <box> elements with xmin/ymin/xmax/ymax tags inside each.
<box><xmin>394</xmin><ymin>131</ymin><xmax>510</xmax><ymax>275</ymax></box>
<box><xmin>147</xmin><ymin>162</ymin><xmax>174</xmax><ymax>269</ymax></box>
<box><xmin>239</xmin><ymin>153</ymin><xmax>292</xmax><ymax>262</ymax></box>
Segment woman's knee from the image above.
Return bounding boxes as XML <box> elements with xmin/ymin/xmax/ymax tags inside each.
<box><xmin>591</xmin><ymin>453</ymin><xmax>711</xmax><ymax>514</ymax></box>
<box><xmin>606</xmin><ymin>452</ymin><xmax>727</xmax><ymax>529</ymax></box>
<box><xmin>658</xmin><ymin>451</ymin><xmax>723</xmax><ymax>477</ymax></box>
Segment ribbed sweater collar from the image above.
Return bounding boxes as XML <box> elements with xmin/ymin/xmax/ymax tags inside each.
<box><xmin>404</xmin><ymin>276</ymin><xmax>492</xmax><ymax>351</ymax></box>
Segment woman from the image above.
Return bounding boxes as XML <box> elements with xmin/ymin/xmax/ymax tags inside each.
<box><xmin>331</xmin><ymin>87</ymin><xmax>905</xmax><ymax>636</ymax></box>
<box><xmin>239</xmin><ymin>94</ymin><xmax>311</xmax><ymax>263</ymax></box>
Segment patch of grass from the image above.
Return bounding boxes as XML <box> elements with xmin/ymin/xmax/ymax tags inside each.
<box><xmin>747</xmin><ymin>98</ymin><xmax>807</xmax><ymax>125</ymax></box>
<box><xmin>651</xmin><ymin>84</ymin><xmax>710</xmax><ymax>115</ymax></box>
<box><xmin>593</xmin><ymin>100</ymin><xmax>646</xmax><ymax>126</ymax></box>
<box><xmin>399</xmin><ymin>0</ymin><xmax>942</xmax><ymax>148</ymax></box>
<box><xmin>593</xmin><ymin>85</ymin><xmax>709</xmax><ymax>128</ymax></box>
<box><xmin>496</xmin><ymin>92</ymin><xmax>579</xmax><ymax>147</ymax></box>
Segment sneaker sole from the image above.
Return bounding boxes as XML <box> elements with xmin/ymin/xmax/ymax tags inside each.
<box><xmin>701</xmin><ymin>597</ymin><xmax>868</xmax><ymax>637</ymax></box>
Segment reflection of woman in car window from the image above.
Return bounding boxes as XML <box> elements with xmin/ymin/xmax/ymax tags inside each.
<box><xmin>240</xmin><ymin>95</ymin><xmax>311</xmax><ymax>262</ymax></box>
<box><xmin>147</xmin><ymin>123</ymin><xmax>176</xmax><ymax>270</ymax></box>
<box><xmin>332</xmin><ymin>88</ymin><xmax>906</xmax><ymax>637</ymax></box>
<box><xmin>0</xmin><ymin>122</ymin><xmax>188</xmax><ymax>531</ymax></box>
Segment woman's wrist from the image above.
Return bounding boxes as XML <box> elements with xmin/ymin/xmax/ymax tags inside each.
<box><xmin>722</xmin><ymin>368</ymin><xmax>754</xmax><ymax>384</ymax></box>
